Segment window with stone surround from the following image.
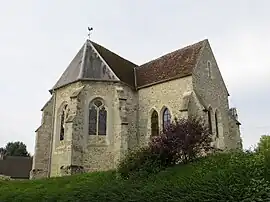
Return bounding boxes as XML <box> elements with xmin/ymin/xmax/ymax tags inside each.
<box><xmin>208</xmin><ymin>106</ymin><xmax>213</xmax><ymax>134</ymax></box>
<box><xmin>162</xmin><ymin>108</ymin><xmax>171</xmax><ymax>130</ymax></box>
<box><xmin>151</xmin><ymin>110</ymin><xmax>159</xmax><ymax>136</ymax></box>
<box><xmin>89</xmin><ymin>99</ymin><xmax>107</xmax><ymax>136</ymax></box>
<box><xmin>215</xmin><ymin>110</ymin><xmax>219</xmax><ymax>138</ymax></box>
<box><xmin>60</xmin><ymin>104</ymin><xmax>68</xmax><ymax>141</ymax></box>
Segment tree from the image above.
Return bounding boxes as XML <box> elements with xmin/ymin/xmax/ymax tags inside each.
<box><xmin>257</xmin><ymin>135</ymin><xmax>270</xmax><ymax>154</ymax></box>
<box><xmin>0</xmin><ymin>147</ymin><xmax>6</xmax><ymax>156</ymax></box>
<box><xmin>0</xmin><ymin>142</ymin><xmax>30</xmax><ymax>157</ymax></box>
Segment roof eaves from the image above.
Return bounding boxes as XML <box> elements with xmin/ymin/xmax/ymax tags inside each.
<box><xmin>137</xmin><ymin>74</ymin><xmax>192</xmax><ymax>90</ymax></box>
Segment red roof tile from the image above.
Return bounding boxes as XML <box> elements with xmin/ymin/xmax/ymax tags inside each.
<box><xmin>136</xmin><ymin>40</ymin><xmax>206</xmax><ymax>88</ymax></box>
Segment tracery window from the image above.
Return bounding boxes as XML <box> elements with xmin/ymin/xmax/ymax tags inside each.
<box><xmin>89</xmin><ymin>99</ymin><xmax>107</xmax><ymax>135</ymax></box>
<box><xmin>163</xmin><ymin>108</ymin><xmax>171</xmax><ymax>130</ymax></box>
<box><xmin>151</xmin><ymin>110</ymin><xmax>159</xmax><ymax>136</ymax></box>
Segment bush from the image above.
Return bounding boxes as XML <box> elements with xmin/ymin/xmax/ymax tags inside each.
<box><xmin>117</xmin><ymin>146</ymin><xmax>163</xmax><ymax>179</ymax></box>
<box><xmin>118</xmin><ymin>117</ymin><xmax>213</xmax><ymax>178</ymax></box>
<box><xmin>149</xmin><ymin>117</ymin><xmax>213</xmax><ymax>165</ymax></box>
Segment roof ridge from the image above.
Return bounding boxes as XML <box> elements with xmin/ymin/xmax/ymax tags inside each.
<box><xmin>136</xmin><ymin>39</ymin><xmax>207</xmax><ymax>69</ymax></box>
<box><xmin>90</xmin><ymin>40</ymin><xmax>138</xmax><ymax>67</ymax></box>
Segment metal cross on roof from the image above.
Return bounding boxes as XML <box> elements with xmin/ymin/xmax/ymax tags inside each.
<box><xmin>88</xmin><ymin>27</ymin><xmax>93</xmax><ymax>39</ymax></box>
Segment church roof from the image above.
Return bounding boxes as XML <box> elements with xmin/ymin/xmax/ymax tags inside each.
<box><xmin>135</xmin><ymin>40</ymin><xmax>206</xmax><ymax>88</ymax></box>
<box><xmin>51</xmin><ymin>39</ymin><xmax>206</xmax><ymax>91</ymax></box>
<box><xmin>91</xmin><ymin>41</ymin><xmax>137</xmax><ymax>87</ymax></box>
<box><xmin>52</xmin><ymin>40</ymin><xmax>137</xmax><ymax>90</ymax></box>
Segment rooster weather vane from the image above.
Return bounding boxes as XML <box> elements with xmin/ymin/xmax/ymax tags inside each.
<box><xmin>88</xmin><ymin>27</ymin><xmax>93</xmax><ymax>39</ymax></box>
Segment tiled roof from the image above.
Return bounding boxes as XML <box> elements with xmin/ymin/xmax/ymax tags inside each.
<box><xmin>51</xmin><ymin>39</ymin><xmax>206</xmax><ymax>91</ymax></box>
<box><xmin>0</xmin><ymin>156</ymin><xmax>32</xmax><ymax>179</ymax></box>
<box><xmin>91</xmin><ymin>41</ymin><xmax>138</xmax><ymax>87</ymax></box>
<box><xmin>135</xmin><ymin>40</ymin><xmax>206</xmax><ymax>88</ymax></box>
<box><xmin>52</xmin><ymin>40</ymin><xmax>138</xmax><ymax>90</ymax></box>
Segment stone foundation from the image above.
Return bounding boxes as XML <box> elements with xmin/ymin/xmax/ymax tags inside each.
<box><xmin>60</xmin><ymin>165</ymin><xmax>85</xmax><ymax>176</ymax></box>
<box><xmin>30</xmin><ymin>169</ymin><xmax>48</xmax><ymax>179</ymax></box>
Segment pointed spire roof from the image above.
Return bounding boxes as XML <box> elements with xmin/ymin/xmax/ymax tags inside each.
<box><xmin>52</xmin><ymin>40</ymin><xmax>138</xmax><ymax>90</ymax></box>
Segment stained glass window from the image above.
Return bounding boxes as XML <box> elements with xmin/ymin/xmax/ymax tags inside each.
<box><xmin>98</xmin><ymin>107</ymin><xmax>107</xmax><ymax>135</ymax></box>
<box><xmin>151</xmin><ymin>110</ymin><xmax>159</xmax><ymax>136</ymax></box>
<box><xmin>163</xmin><ymin>108</ymin><xmax>171</xmax><ymax>130</ymax></box>
<box><xmin>89</xmin><ymin>99</ymin><xmax>107</xmax><ymax>136</ymax></box>
<box><xmin>94</xmin><ymin>100</ymin><xmax>102</xmax><ymax>108</ymax></box>
<box><xmin>89</xmin><ymin>106</ymin><xmax>97</xmax><ymax>135</ymax></box>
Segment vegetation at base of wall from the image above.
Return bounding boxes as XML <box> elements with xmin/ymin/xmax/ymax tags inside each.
<box><xmin>0</xmin><ymin>151</ymin><xmax>269</xmax><ymax>202</ymax></box>
<box><xmin>0</xmin><ymin>175</ymin><xmax>12</xmax><ymax>181</ymax></box>
<box><xmin>117</xmin><ymin>117</ymin><xmax>213</xmax><ymax>179</ymax></box>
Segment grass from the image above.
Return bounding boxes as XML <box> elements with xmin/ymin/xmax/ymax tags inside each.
<box><xmin>0</xmin><ymin>151</ymin><xmax>269</xmax><ymax>202</ymax></box>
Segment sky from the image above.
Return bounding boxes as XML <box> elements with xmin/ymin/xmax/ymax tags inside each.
<box><xmin>0</xmin><ymin>0</ymin><xmax>269</xmax><ymax>154</ymax></box>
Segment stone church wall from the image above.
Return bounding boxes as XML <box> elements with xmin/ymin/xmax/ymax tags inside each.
<box><xmin>228</xmin><ymin>115</ymin><xmax>242</xmax><ymax>150</ymax></box>
<box><xmin>49</xmin><ymin>81</ymin><xmax>138</xmax><ymax>176</ymax></box>
<box><xmin>79</xmin><ymin>81</ymin><xmax>138</xmax><ymax>172</ymax></box>
<box><xmin>137</xmin><ymin>76</ymin><xmax>193</xmax><ymax>145</ymax></box>
<box><xmin>50</xmin><ymin>82</ymin><xmax>83</xmax><ymax>177</ymax></box>
<box><xmin>31</xmin><ymin>96</ymin><xmax>54</xmax><ymax>179</ymax></box>
<box><xmin>192</xmin><ymin>41</ymin><xmax>238</xmax><ymax>150</ymax></box>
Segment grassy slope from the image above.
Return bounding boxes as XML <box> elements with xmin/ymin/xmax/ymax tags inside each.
<box><xmin>0</xmin><ymin>152</ymin><xmax>269</xmax><ymax>202</ymax></box>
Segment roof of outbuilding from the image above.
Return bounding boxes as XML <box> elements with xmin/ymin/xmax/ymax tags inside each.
<box><xmin>0</xmin><ymin>156</ymin><xmax>32</xmax><ymax>179</ymax></box>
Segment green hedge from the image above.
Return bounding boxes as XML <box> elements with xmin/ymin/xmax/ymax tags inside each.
<box><xmin>0</xmin><ymin>151</ymin><xmax>269</xmax><ymax>202</ymax></box>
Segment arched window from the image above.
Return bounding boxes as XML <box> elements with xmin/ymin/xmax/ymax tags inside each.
<box><xmin>163</xmin><ymin>108</ymin><xmax>171</xmax><ymax>130</ymax></box>
<box><xmin>215</xmin><ymin>110</ymin><xmax>219</xmax><ymax>138</ymax></box>
<box><xmin>89</xmin><ymin>99</ymin><xmax>107</xmax><ymax>136</ymax></box>
<box><xmin>60</xmin><ymin>105</ymin><xmax>68</xmax><ymax>141</ymax></box>
<box><xmin>208</xmin><ymin>107</ymin><xmax>213</xmax><ymax>134</ymax></box>
<box><xmin>151</xmin><ymin>110</ymin><xmax>159</xmax><ymax>136</ymax></box>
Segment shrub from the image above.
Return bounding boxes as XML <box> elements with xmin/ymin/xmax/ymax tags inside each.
<box><xmin>149</xmin><ymin>117</ymin><xmax>213</xmax><ymax>165</ymax></box>
<box><xmin>118</xmin><ymin>117</ymin><xmax>213</xmax><ymax>178</ymax></box>
<box><xmin>117</xmin><ymin>146</ymin><xmax>163</xmax><ymax>179</ymax></box>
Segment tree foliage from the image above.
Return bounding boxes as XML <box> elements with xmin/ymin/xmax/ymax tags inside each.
<box><xmin>0</xmin><ymin>141</ymin><xmax>30</xmax><ymax>157</ymax></box>
<box><xmin>257</xmin><ymin>135</ymin><xmax>270</xmax><ymax>154</ymax></box>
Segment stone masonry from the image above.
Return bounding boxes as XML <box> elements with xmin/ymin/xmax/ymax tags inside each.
<box><xmin>31</xmin><ymin>38</ymin><xmax>242</xmax><ymax>179</ymax></box>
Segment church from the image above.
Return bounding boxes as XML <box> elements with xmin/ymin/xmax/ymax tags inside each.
<box><xmin>30</xmin><ymin>38</ymin><xmax>242</xmax><ymax>179</ymax></box>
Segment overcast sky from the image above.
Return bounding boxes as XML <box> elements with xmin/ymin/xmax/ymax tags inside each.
<box><xmin>0</xmin><ymin>0</ymin><xmax>269</xmax><ymax>154</ymax></box>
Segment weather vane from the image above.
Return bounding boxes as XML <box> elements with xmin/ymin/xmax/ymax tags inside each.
<box><xmin>88</xmin><ymin>27</ymin><xmax>93</xmax><ymax>39</ymax></box>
